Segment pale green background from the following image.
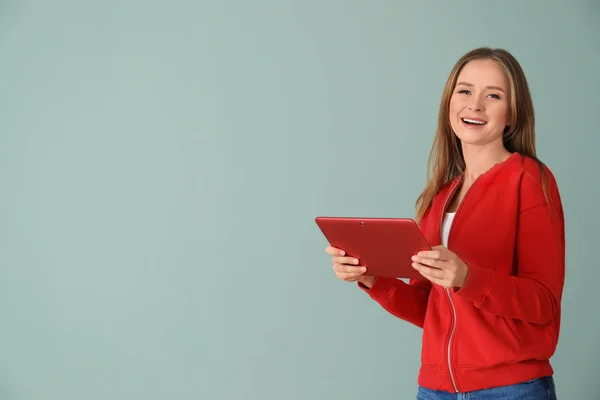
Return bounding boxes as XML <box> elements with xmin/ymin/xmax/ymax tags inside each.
<box><xmin>0</xmin><ymin>1</ymin><xmax>598</xmax><ymax>399</ymax></box>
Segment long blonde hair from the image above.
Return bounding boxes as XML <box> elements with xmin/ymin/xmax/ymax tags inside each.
<box><xmin>415</xmin><ymin>47</ymin><xmax>547</xmax><ymax>222</ymax></box>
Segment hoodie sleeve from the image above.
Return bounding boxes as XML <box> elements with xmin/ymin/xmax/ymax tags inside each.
<box><xmin>455</xmin><ymin>171</ymin><xmax>565</xmax><ymax>325</ymax></box>
<box><xmin>358</xmin><ymin>276</ymin><xmax>432</xmax><ymax>328</ymax></box>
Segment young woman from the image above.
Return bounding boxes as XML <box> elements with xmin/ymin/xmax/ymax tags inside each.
<box><xmin>326</xmin><ymin>47</ymin><xmax>564</xmax><ymax>399</ymax></box>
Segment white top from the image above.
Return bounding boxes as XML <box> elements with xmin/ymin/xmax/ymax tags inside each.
<box><xmin>441</xmin><ymin>212</ymin><xmax>456</xmax><ymax>247</ymax></box>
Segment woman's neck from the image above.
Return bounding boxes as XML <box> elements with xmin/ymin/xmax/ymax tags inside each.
<box><xmin>461</xmin><ymin>144</ymin><xmax>512</xmax><ymax>185</ymax></box>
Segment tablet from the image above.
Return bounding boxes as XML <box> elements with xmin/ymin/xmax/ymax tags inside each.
<box><xmin>315</xmin><ymin>216</ymin><xmax>431</xmax><ymax>279</ymax></box>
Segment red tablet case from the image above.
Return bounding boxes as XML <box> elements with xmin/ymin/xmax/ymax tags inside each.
<box><xmin>315</xmin><ymin>217</ymin><xmax>431</xmax><ymax>279</ymax></box>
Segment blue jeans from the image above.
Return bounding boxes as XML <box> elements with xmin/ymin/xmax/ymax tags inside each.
<box><xmin>417</xmin><ymin>376</ymin><xmax>557</xmax><ymax>400</ymax></box>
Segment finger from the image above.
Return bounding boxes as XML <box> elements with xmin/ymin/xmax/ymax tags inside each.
<box><xmin>412</xmin><ymin>262</ymin><xmax>446</xmax><ymax>279</ymax></box>
<box><xmin>413</xmin><ymin>256</ymin><xmax>452</xmax><ymax>270</ymax></box>
<box><xmin>326</xmin><ymin>246</ymin><xmax>346</xmax><ymax>256</ymax></box>
<box><xmin>333</xmin><ymin>263</ymin><xmax>366</xmax><ymax>274</ymax></box>
<box><xmin>413</xmin><ymin>256</ymin><xmax>438</xmax><ymax>268</ymax></box>
<box><xmin>332</xmin><ymin>256</ymin><xmax>359</xmax><ymax>265</ymax></box>
<box><xmin>413</xmin><ymin>264</ymin><xmax>448</xmax><ymax>286</ymax></box>
<box><xmin>335</xmin><ymin>269</ymin><xmax>366</xmax><ymax>281</ymax></box>
<box><xmin>415</xmin><ymin>249</ymin><xmax>445</xmax><ymax>260</ymax></box>
<box><xmin>337</xmin><ymin>272</ymin><xmax>364</xmax><ymax>281</ymax></box>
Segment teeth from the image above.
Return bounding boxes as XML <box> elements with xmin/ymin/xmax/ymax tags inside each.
<box><xmin>463</xmin><ymin>118</ymin><xmax>486</xmax><ymax>125</ymax></box>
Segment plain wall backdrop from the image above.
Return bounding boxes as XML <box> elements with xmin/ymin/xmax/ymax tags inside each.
<box><xmin>0</xmin><ymin>1</ymin><xmax>598</xmax><ymax>399</ymax></box>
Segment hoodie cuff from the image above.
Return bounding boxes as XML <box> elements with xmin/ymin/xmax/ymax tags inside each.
<box><xmin>357</xmin><ymin>277</ymin><xmax>397</xmax><ymax>303</ymax></box>
<box><xmin>455</xmin><ymin>264</ymin><xmax>494</xmax><ymax>306</ymax></box>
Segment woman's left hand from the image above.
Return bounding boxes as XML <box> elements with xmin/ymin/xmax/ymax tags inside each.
<box><xmin>411</xmin><ymin>246</ymin><xmax>469</xmax><ymax>289</ymax></box>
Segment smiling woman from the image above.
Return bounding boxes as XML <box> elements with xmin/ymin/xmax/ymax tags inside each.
<box><xmin>325</xmin><ymin>47</ymin><xmax>564</xmax><ymax>400</ymax></box>
<box><xmin>451</xmin><ymin>60</ymin><xmax>510</xmax><ymax>144</ymax></box>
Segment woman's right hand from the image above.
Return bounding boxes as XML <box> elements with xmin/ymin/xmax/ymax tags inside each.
<box><xmin>325</xmin><ymin>246</ymin><xmax>376</xmax><ymax>288</ymax></box>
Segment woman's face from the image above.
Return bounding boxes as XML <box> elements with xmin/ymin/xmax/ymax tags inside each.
<box><xmin>449</xmin><ymin>59</ymin><xmax>511</xmax><ymax>148</ymax></box>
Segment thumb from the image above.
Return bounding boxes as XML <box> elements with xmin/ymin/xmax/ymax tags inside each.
<box><xmin>431</xmin><ymin>245</ymin><xmax>452</xmax><ymax>259</ymax></box>
<box><xmin>432</xmin><ymin>245</ymin><xmax>448</xmax><ymax>251</ymax></box>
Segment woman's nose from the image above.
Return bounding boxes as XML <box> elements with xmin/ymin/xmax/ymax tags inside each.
<box><xmin>468</xmin><ymin>98</ymin><xmax>484</xmax><ymax>111</ymax></box>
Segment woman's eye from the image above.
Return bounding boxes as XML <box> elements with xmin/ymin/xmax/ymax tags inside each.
<box><xmin>488</xmin><ymin>93</ymin><xmax>501</xmax><ymax>99</ymax></box>
<box><xmin>458</xmin><ymin>90</ymin><xmax>470</xmax><ymax>95</ymax></box>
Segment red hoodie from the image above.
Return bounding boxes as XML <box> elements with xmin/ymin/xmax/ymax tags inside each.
<box><xmin>359</xmin><ymin>152</ymin><xmax>565</xmax><ymax>393</ymax></box>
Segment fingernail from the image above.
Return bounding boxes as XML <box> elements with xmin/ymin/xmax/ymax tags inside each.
<box><xmin>340</xmin><ymin>251</ymin><xmax>345</xmax><ymax>256</ymax></box>
<box><xmin>353</xmin><ymin>259</ymin><xmax>358</xmax><ymax>264</ymax></box>
<box><xmin>360</xmin><ymin>267</ymin><xmax>366</xmax><ymax>272</ymax></box>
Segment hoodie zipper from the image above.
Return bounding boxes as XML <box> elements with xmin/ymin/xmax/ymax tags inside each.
<box><xmin>440</xmin><ymin>178</ymin><xmax>462</xmax><ymax>393</ymax></box>
<box><xmin>440</xmin><ymin>155</ymin><xmax>514</xmax><ymax>393</ymax></box>
<box><xmin>446</xmin><ymin>289</ymin><xmax>459</xmax><ymax>393</ymax></box>
<box><xmin>442</xmin><ymin>173</ymin><xmax>485</xmax><ymax>393</ymax></box>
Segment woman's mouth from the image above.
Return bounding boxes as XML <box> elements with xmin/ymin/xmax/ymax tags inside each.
<box><xmin>461</xmin><ymin>117</ymin><xmax>487</xmax><ymax>127</ymax></box>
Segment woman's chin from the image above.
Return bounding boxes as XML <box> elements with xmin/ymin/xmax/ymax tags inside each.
<box><xmin>455</xmin><ymin>134</ymin><xmax>505</xmax><ymax>148</ymax></box>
